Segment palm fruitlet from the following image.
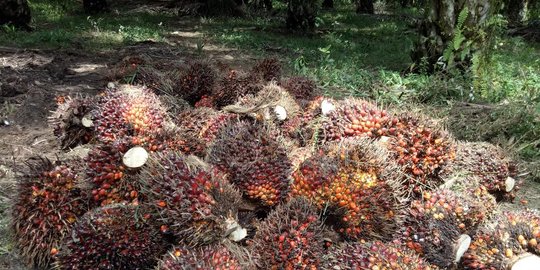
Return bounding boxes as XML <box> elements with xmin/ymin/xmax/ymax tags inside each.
<box><xmin>12</xmin><ymin>158</ymin><xmax>88</xmax><ymax>269</ymax></box>
<box><xmin>157</xmin><ymin>244</ymin><xmax>249</xmax><ymax>270</ymax></box>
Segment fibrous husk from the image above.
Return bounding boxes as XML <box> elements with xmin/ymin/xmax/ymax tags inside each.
<box><xmin>250</xmin><ymin>197</ymin><xmax>328</xmax><ymax>269</ymax></box>
<box><xmin>441</xmin><ymin>141</ymin><xmax>520</xmax><ymax>202</ymax></box>
<box><xmin>223</xmin><ymin>82</ymin><xmax>301</xmax><ymax>122</ymax></box>
<box><xmin>281</xmin><ymin>96</ymin><xmax>325</xmax><ymax>147</ymax></box>
<box><xmin>326</xmin><ymin>240</ymin><xmax>439</xmax><ymax>270</ymax></box>
<box><xmin>48</xmin><ymin>95</ymin><xmax>95</xmax><ymax>150</ymax></box>
<box><xmin>11</xmin><ymin>157</ymin><xmax>88</xmax><ymax>269</ymax></box>
<box><xmin>134</xmin><ymin>65</ymin><xmax>175</xmax><ymax>94</ymax></box>
<box><xmin>54</xmin><ymin>204</ymin><xmax>166</xmax><ymax>270</ymax></box>
<box><xmin>139</xmin><ymin>152</ymin><xmax>243</xmax><ymax>246</ymax></box>
<box><xmin>207</xmin><ymin>119</ymin><xmax>292</xmax><ymax>206</ymax></box>
<box><xmin>291</xmin><ymin>138</ymin><xmax>407</xmax><ymax>240</ymax></box>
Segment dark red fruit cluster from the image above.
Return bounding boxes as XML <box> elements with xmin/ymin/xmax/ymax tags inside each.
<box><xmin>177</xmin><ymin>62</ymin><xmax>216</xmax><ymax>104</ymax></box>
<box><xmin>55</xmin><ymin>204</ymin><xmax>165</xmax><ymax>270</ymax></box>
<box><xmin>251</xmin><ymin>198</ymin><xmax>326</xmax><ymax>270</ymax></box>
<box><xmin>211</xmin><ymin>70</ymin><xmax>262</xmax><ymax>108</ymax></box>
<box><xmin>176</xmin><ymin>108</ymin><xmax>236</xmax><ymax>149</ymax></box>
<box><xmin>280</xmin><ymin>76</ymin><xmax>317</xmax><ymax>102</ymax></box>
<box><xmin>208</xmin><ymin>120</ymin><xmax>292</xmax><ymax>206</ymax></box>
<box><xmin>251</xmin><ymin>58</ymin><xmax>282</xmax><ymax>82</ymax></box>
<box><xmin>12</xmin><ymin>159</ymin><xmax>87</xmax><ymax>269</ymax></box>
<box><xmin>157</xmin><ymin>245</ymin><xmax>242</xmax><ymax>270</ymax></box>
<box><xmin>194</xmin><ymin>94</ymin><xmax>216</xmax><ymax>108</ymax></box>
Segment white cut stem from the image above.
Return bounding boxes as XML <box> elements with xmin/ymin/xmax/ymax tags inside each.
<box><xmin>454</xmin><ymin>234</ymin><xmax>471</xmax><ymax>263</ymax></box>
<box><xmin>511</xmin><ymin>253</ymin><xmax>540</xmax><ymax>270</ymax></box>
<box><xmin>81</xmin><ymin>114</ymin><xmax>94</xmax><ymax>127</ymax></box>
<box><xmin>122</xmin><ymin>146</ymin><xmax>149</xmax><ymax>168</ymax></box>
<box><xmin>274</xmin><ymin>105</ymin><xmax>287</xmax><ymax>121</ymax></box>
<box><xmin>505</xmin><ymin>177</ymin><xmax>516</xmax><ymax>192</ymax></box>
<box><xmin>321</xmin><ymin>100</ymin><xmax>335</xmax><ymax>115</ymax></box>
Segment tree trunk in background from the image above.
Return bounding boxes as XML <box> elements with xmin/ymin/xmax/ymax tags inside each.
<box><xmin>83</xmin><ymin>0</ymin><xmax>108</xmax><ymax>14</ymax></box>
<box><xmin>322</xmin><ymin>0</ymin><xmax>334</xmax><ymax>9</ymax></box>
<box><xmin>356</xmin><ymin>0</ymin><xmax>374</xmax><ymax>14</ymax></box>
<box><xmin>411</xmin><ymin>0</ymin><xmax>492</xmax><ymax>72</ymax></box>
<box><xmin>505</xmin><ymin>0</ymin><xmax>529</xmax><ymax>26</ymax></box>
<box><xmin>0</xmin><ymin>0</ymin><xmax>31</xmax><ymax>30</ymax></box>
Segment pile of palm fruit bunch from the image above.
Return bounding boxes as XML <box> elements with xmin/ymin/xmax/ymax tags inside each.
<box><xmin>10</xmin><ymin>57</ymin><xmax>539</xmax><ymax>270</ymax></box>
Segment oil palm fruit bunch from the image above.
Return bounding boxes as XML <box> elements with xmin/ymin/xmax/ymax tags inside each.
<box><xmin>461</xmin><ymin>211</ymin><xmax>540</xmax><ymax>270</ymax></box>
<box><xmin>92</xmin><ymin>85</ymin><xmax>167</xmax><ymax>145</ymax></box>
<box><xmin>140</xmin><ymin>152</ymin><xmax>245</xmax><ymax>246</ymax></box>
<box><xmin>11</xmin><ymin>157</ymin><xmax>88</xmax><ymax>269</ymax></box>
<box><xmin>85</xmin><ymin>140</ymin><xmax>142</xmax><ymax>207</ymax></box>
<box><xmin>212</xmin><ymin>70</ymin><xmax>263</xmax><ymax>108</ymax></box>
<box><xmin>281</xmin><ymin>96</ymin><xmax>325</xmax><ymax>146</ymax></box>
<box><xmin>224</xmin><ymin>83</ymin><xmax>300</xmax><ymax>123</ymax></box>
<box><xmin>442</xmin><ymin>142</ymin><xmax>519</xmax><ymax>201</ymax></box>
<box><xmin>48</xmin><ymin>95</ymin><xmax>95</xmax><ymax>149</ymax></box>
<box><xmin>176</xmin><ymin>107</ymin><xmax>236</xmax><ymax>149</ymax></box>
<box><xmin>194</xmin><ymin>94</ymin><xmax>216</xmax><ymax>108</ymax></box>
<box><xmin>320</xmin><ymin>98</ymin><xmax>390</xmax><ymax>142</ymax></box>
<box><xmin>250</xmin><ymin>197</ymin><xmax>327</xmax><ymax>269</ymax></box>
<box><xmin>250</xmin><ymin>57</ymin><xmax>282</xmax><ymax>82</ymax></box>
<box><xmin>291</xmin><ymin>139</ymin><xmax>405</xmax><ymax>240</ymax></box>
<box><xmin>280</xmin><ymin>76</ymin><xmax>317</xmax><ymax>103</ymax></box>
<box><xmin>401</xmin><ymin>188</ymin><xmax>493</xmax><ymax>268</ymax></box>
<box><xmin>207</xmin><ymin>120</ymin><xmax>292</xmax><ymax>206</ymax></box>
<box><xmin>55</xmin><ymin>204</ymin><xmax>166</xmax><ymax>270</ymax></box>
<box><xmin>384</xmin><ymin>113</ymin><xmax>456</xmax><ymax>194</ymax></box>
<box><xmin>157</xmin><ymin>243</ymin><xmax>250</xmax><ymax>270</ymax></box>
<box><xmin>176</xmin><ymin>61</ymin><xmax>216</xmax><ymax>104</ymax></box>
<box><xmin>328</xmin><ymin>240</ymin><xmax>439</xmax><ymax>270</ymax></box>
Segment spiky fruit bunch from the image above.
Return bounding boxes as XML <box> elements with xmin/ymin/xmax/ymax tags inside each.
<box><xmin>250</xmin><ymin>198</ymin><xmax>327</xmax><ymax>269</ymax></box>
<box><xmin>134</xmin><ymin>66</ymin><xmax>173</xmax><ymax>93</ymax></box>
<box><xmin>384</xmin><ymin>114</ymin><xmax>456</xmax><ymax>194</ymax></box>
<box><xmin>175</xmin><ymin>107</ymin><xmax>236</xmax><ymax>149</ymax></box>
<box><xmin>320</xmin><ymin>98</ymin><xmax>390</xmax><ymax>142</ymax></box>
<box><xmin>157</xmin><ymin>244</ymin><xmax>245</xmax><ymax>270</ymax></box>
<box><xmin>212</xmin><ymin>70</ymin><xmax>262</xmax><ymax>108</ymax></box>
<box><xmin>48</xmin><ymin>95</ymin><xmax>94</xmax><ymax>149</ymax></box>
<box><xmin>329</xmin><ymin>240</ymin><xmax>438</xmax><ymax>270</ymax></box>
<box><xmin>281</xmin><ymin>96</ymin><xmax>324</xmax><ymax>146</ymax></box>
<box><xmin>443</xmin><ymin>142</ymin><xmax>519</xmax><ymax>201</ymax></box>
<box><xmin>55</xmin><ymin>204</ymin><xmax>166</xmax><ymax>270</ymax></box>
<box><xmin>92</xmin><ymin>85</ymin><xmax>166</xmax><ymax>145</ymax></box>
<box><xmin>460</xmin><ymin>211</ymin><xmax>540</xmax><ymax>270</ymax></box>
<box><xmin>140</xmin><ymin>152</ymin><xmax>243</xmax><ymax>245</ymax></box>
<box><xmin>207</xmin><ymin>120</ymin><xmax>292</xmax><ymax>206</ymax></box>
<box><xmin>280</xmin><ymin>76</ymin><xmax>317</xmax><ymax>102</ymax></box>
<box><xmin>251</xmin><ymin>58</ymin><xmax>282</xmax><ymax>82</ymax></box>
<box><xmin>11</xmin><ymin>158</ymin><xmax>88</xmax><ymax>268</ymax></box>
<box><xmin>402</xmin><ymin>187</ymin><xmax>496</xmax><ymax>268</ymax></box>
<box><xmin>85</xmin><ymin>141</ymin><xmax>145</xmax><ymax>206</ymax></box>
<box><xmin>292</xmin><ymin>139</ymin><xmax>405</xmax><ymax>240</ymax></box>
<box><xmin>194</xmin><ymin>94</ymin><xmax>216</xmax><ymax>108</ymax></box>
<box><xmin>177</xmin><ymin>61</ymin><xmax>216</xmax><ymax>104</ymax></box>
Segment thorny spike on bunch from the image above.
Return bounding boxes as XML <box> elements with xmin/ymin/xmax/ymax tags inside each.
<box><xmin>327</xmin><ymin>240</ymin><xmax>439</xmax><ymax>270</ymax></box>
<box><xmin>48</xmin><ymin>95</ymin><xmax>94</xmax><ymax>149</ymax></box>
<box><xmin>11</xmin><ymin>158</ymin><xmax>88</xmax><ymax>269</ymax></box>
<box><xmin>156</xmin><ymin>243</ymin><xmax>251</xmax><ymax>270</ymax></box>
<box><xmin>207</xmin><ymin>119</ymin><xmax>292</xmax><ymax>206</ymax></box>
<box><xmin>441</xmin><ymin>142</ymin><xmax>519</xmax><ymax>202</ymax></box>
<box><xmin>92</xmin><ymin>85</ymin><xmax>167</xmax><ymax>145</ymax></box>
<box><xmin>250</xmin><ymin>197</ymin><xmax>327</xmax><ymax>269</ymax></box>
<box><xmin>176</xmin><ymin>61</ymin><xmax>217</xmax><ymax>104</ymax></box>
<box><xmin>139</xmin><ymin>152</ymin><xmax>244</xmax><ymax>246</ymax></box>
<box><xmin>250</xmin><ymin>57</ymin><xmax>282</xmax><ymax>82</ymax></box>
<box><xmin>291</xmin><ymin>139</ymin><xmax>406</xmax><ymax>240</ymax></box>
<box><xmin>383</xmin><ymin>113</ymin><xmax>456</xmax><ymax>195</ymax></box>
<box><xmin>280</xmin><ymin>76</ymin><xmax>317</xmax><ymax>103</ymax></box>
<box><xmin>54</xmin><ymin>204</ymin><xmax>166</xmax><ymax>270</ymax></box>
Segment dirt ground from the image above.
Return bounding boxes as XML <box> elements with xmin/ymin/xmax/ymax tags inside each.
<box><xmin>1</xmin><ymin>41</ymin><xmax>539</xmax><ymax>270</ymax></box>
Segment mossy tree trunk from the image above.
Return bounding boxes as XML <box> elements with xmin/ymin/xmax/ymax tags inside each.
<box><xmin>83</xmin><ymin>0</ymin><xmax>108</xmax><ymax>14</ymax></box>
<box><xmin>0</xmin><ymin>0</ymin><xmax>31</xmax><ymax>30</ymax></box>
<box><xmin>411</xmin><ymin>0</ymin><xmax>493</xmax><ymax>72</ymax></box>
<box><xmin>505</xmin><ymin>0</ymin><xmax>529</xmax><ymax>26</ymax></box>
<box><xmin>356</xmin><ymin>0</ymin><xmax>374</xmax><ymax>14</ymax></box>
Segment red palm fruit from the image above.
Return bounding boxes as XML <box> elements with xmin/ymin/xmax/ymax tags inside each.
<box><xmin>11</xmin><ymin>157</ymin><xmax>88</xmax><ymax>269</ymax></box>
<box><xmin>320</xmin><ymin>98</ymin><xmax>390</xmax><ymax>142</ymax></box>
<box><xmin>55</xmin><ymin>204</ymin><xmax>166</xmax><ymax>270</ymax></box>
<box><xmin>48</xmin><ymin>95</ymin><xmax>95</xmax><ymax>149</ymax></box>
<box><xmin>176</xmin><ymin>61</ymin><xmax>216</xmax><ymax>104</ymax></box>
<box><xmin>175</xmin><ymin>107</ymin><xmax>236</xmax><ymax>150</ymax></box>
<box><xmin>251</xmin><ymin>57</ymin><xmax>282</xmax><ymax>82</ymax></box>
<box><xmin>207</xmin><ymin>120</ymin><xmax>292</xmax><ymax>206</ymax></box>
<box><xmin>157</xmin><ymin>244</ymin><xmax>251</xmax><ymax>270</ymax></box>
<box><xmin>383</xmin><ymin>113</ymin><xmax>456</xmax><ymax>195</ymax></box>
<box><xmin>401</xmin><ymin>187</ymin><xmax>497</xmax><ymax>268</ymax></box>
<box><xmin>327</xmin><ymin>240</ymin><xmax>439</xmax><ymax>270</ymax></box>
<box><xmin>290</xmin><ymin>150</ymin><xmax>337</xmax><ymax>204</ymax></box>
<box><xmin>280</xmin><ymin>76</ymin><xmax>317</xmax><ymax>103</ymax></box>
<box><xmin>441</xmin><ymin>142</ymin><xmax>519</xmax><ymax>202</ymax></box>
<box><xmin>211</xmin><ymin>70</ymin><xmax>263</xmax><ymax>108</ymax></box>
<box><xmin>85</xmin><ymin>140</ymin><xmax>150</xmax><ymax>207</ymax></box>
<box><xmin>250</xmin><ymin>197</ymin><xmax>327</xmax><ymax>269</ymax></box>
<box><xmin>461</xmin><ymin>211</ymin><xmax>540</xmax><ymax>270</ymax></box>
<box><xmin>139</xmin><ymin>152</ymin><xmax>244</xmax><ymax>246</ymax></box>
<box><xmin>194</xmin><ymin>94</ymin><xmax>216</xmax><ymax>108</ymax></box>
<box><xmin>92</xmin><ymin>85</ymin><xmax>167</xmax><ymax>145</ymax></box>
